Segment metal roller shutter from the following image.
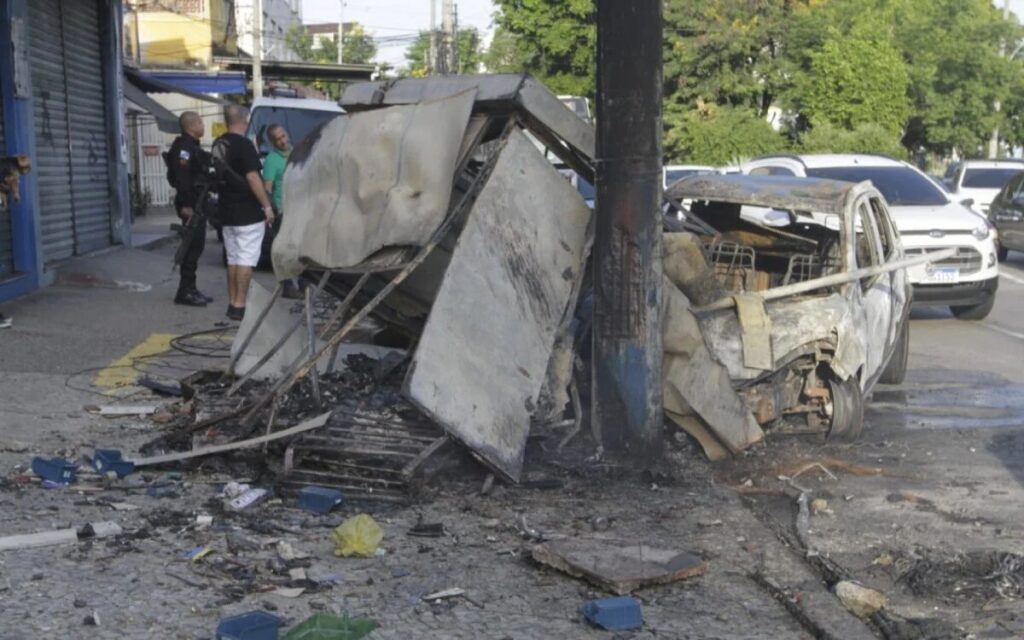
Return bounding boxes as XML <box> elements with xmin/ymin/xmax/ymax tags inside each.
<box><xmin>29</xmin><ymin>0</ymin><xmax>114</xmax><ymax>264</ymax></box>
<box><xmin>0</xmin><ymin>78</ymin><xmax>12</xmax><ymax>279</ymax></box>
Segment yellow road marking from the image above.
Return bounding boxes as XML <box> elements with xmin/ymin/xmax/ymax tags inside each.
<box><xmin>93</xmin><ymin>333</ymin><xmax>177</xmax><ymax>389</ymax></box>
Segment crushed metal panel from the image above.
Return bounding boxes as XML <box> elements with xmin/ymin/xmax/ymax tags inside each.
<box><xmin>734</xmin><ymin>294</ymin><xmax>774</xmax><ymax>371</ymax></box>
<box><xmin>667</xmin><ymin>174</ymin><xmax>858</xmax><ymax>216</ymax></box>
<box><xmin>405</xmin><ymin>129</ymin><xmax>592</xmax><ymax>482</ymax></box>
<box><xmin>273</xmin><ymin>89</ymin><xmax>476</xmax><ymax>279</ymax></box>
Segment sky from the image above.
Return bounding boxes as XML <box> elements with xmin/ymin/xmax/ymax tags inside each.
<box><xmin>300</xmin><ymin>0</ymin><xmax>498</xmax><ymax>69</ymax></box>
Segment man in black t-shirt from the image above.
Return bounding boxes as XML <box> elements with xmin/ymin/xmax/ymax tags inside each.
<box><xmin>212</xmin><ymin>104</ymin><xmax>274</xmax><ymax>321</ymax></box>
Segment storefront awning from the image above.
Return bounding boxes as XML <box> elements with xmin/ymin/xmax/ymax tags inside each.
<box><xmin>124</xmin><ymin>67</ymin><xmax>242</xmax><ymax>100</ymax></box>
<box><xmin>123</xmin><ymin>78</ymin><xmax>179</xmax><ymax>133</ymax></box>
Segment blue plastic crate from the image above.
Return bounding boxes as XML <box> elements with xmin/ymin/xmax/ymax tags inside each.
<box><xmin>31</xmin><ymin>457</ymin><xmax>77</xmax><ymax>484</ymax></box>
<box><xmin>92</xmin><ymin>449</ymin><xmax>135</xmax><ymax>478</ymax></box>
<box><xmin>298</xmin><ymin>486</ymin><xmax>344</xmax><ymax>514</ymax></box>
<box><xmin>581</xmin><ymin>596</ymin><xmax>642</xmax><ymax>631</ymax></box>
<box><xmin>216</xmin><ymin>611</ymin><xmax>281</xmax><ymax>640</ymax></box>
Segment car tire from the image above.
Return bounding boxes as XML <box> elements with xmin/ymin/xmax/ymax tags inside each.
<box><xmin>950</xmin><ymin>295</ymin><xmax>995</xmax><ymax>321</ymax></box>
<box><xmin>879</xmin><ymin>319</ymin><xmax>909</xmax><ymax>385</ymax></box>
<box><xmin>997</xmin><ymin>243</ymin><xmax>1009</xmax><ymax>263</ymax></box>
<box><xmin>826</xmin><ymin>375</ymin><xmax>864</xmax><ymax>443</ymax></box>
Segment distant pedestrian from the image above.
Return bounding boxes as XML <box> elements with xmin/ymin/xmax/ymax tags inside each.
<box><xmin>212</xmin><ymin>104</ymin><xmax>275</xmax><ymax>321</ymax></box>
<box><xmin>167</xmin><ymin>111</ymin><xmax>213</xmax><ymax>307</ymax></box>
<box><xmin>262</xmin><ymin>123</ymin><xmax>302</xmax><ymax>299</ymax></box>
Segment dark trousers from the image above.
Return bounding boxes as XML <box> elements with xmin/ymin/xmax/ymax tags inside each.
<box><xmin>176</xmin><ymin>208</ymin><xmax>206</xmax><ymax>294</ymax></box>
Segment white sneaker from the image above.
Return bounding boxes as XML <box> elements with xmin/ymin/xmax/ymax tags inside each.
<box><xmin>0</xmin><ymin>314</ymin><xmax>12</xmax><ymax>329</ymax></box>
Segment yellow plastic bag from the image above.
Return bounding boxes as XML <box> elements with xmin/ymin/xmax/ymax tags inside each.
<box><xmin>332</xmin><ymin>514</ymin><xmax>383</xmax><ymax>558</ymax></box>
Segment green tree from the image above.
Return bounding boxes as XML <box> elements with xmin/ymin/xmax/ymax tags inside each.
<box><xmin>343</xmin><ymin>24</ymin><xmax>377</xmax><ymax>65</ymax></box>
<box><xmin>664</xmin><ymin>103</ymin><xmax>789</xmax><ymax>166</ymax></box>
<box><xmin>491</xmin><ymin>0</ymin><xmax>595</xmax><ymax>96</ymax></box>
<box><xmin>286</xmin><ymin>24</ymin><xmax>315</xmax><ymax>61</ymax></box>
<box><xmin>796</xmin><ymin>30</ymin><xmax>910</xmax><ymax>136</ymax></box>
<box><xmin>482</xmin><ymin>27</ymin><xmax>532</xmax><ymax>74</ymax></box>
<box><xmin>798</xmin><ymin>121</ymin><xmax>907</xmax><ymax>158</ymax></box>
<box><xmin>403</xmin><ymin>28</ymin><xmax>484</xmax><ymax>76</ymax></box>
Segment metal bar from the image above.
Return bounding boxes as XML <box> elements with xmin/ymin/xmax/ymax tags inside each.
<box><xmin>694</xmin><ymin>248</ymin><xmax>957</xmax><ymax>313</ymax></box>
<box><xmin>304</xmin><ymin>286</ymin><xmax>322</xmax><ymax>409</ymax></box>
<box><xmin>227</xmin><ymin>271</ymin><xmax>330</xmax><ymax>396</ymax></box>
<box><xmin>592</xmin><ymin>0</ymin><xmax>665</xmax><ymax>458</ymax></box>
<box><xmin>226</xmin><ymin>283</ymin><xmax>283</xmax><ymax>376</ymax></box>
<box><xmin>318</xmin><ymin>272</ymin><xmax>370</xmax><ymax>339</ymax></box>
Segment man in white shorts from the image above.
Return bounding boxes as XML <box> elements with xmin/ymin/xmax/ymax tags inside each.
<box><xmin>212</xmin><ymin>105</ymin><xmax>274</xmax><ymax>321</ymax></box>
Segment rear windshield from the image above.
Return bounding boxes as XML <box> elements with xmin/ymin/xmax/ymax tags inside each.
<box><xmin>806</xmin><ymin>166</ymin><xmax>948</xmax><ymax>206</ymax></box>
<box><xmin>248</xmin><ymin>106</ymin><xmax>341</xmax><ymax>156</ymax></box>
<box><xmin>962</xmin><ymin>168</ymin><xmax>1022</xmax><ymax>189</ymax></box>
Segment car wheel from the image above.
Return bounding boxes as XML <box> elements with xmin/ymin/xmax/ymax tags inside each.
<box><xmin>997</xmin><ymin>243</ymin><xmax>1009</xmax><ymax>263</ymax></box>
<box><xmin>826</xmin><ymin>375</ymin><xmax>864</xmax><ymax>443</ymax></box>
<box><xmin>950</xmin><ymin>295</ymin><xmax>995</xmax><ymax>321</ymax></box>
<box><xmin>879</xmin><ymin>319</ymin><xmax>909</xmax><ymax>385</ymax></box>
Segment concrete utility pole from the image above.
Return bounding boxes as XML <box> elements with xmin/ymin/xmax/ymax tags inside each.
<box><xmin>441</xmin><ymin>0</ymin><xmax>454</xmax><ymax>74</ymax></box>
<box><xmin>429</xmin><ymin>0</ymin><xmax>437</xmax><ymax>74</ymax></box>
<box><xmin>253</xmin><ymin>0</ymin><xmax>264</xmax><ymax>97</ymax></box>
<box><xmin>337</xmin><ymin>0</ymin><xmax>345</xmax><ymax>64</ymax></box>
<box><xmin>990</xmin><ymin>0</ymin><xmax>1011</xmax><ymax>159</ymax></box>
<box><xmin>593</xmin><ymin>0</ymin><xmax>665</xmax><ymax>459</ymax></box>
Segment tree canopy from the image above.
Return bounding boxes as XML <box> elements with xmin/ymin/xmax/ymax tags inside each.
<box><xmin>403</xmin><ymin>28</ymin><xmax>484</xmax><ymax>76</ymax></box>
<box><xmin>480</xmin><ymin>0</ymin><xmax>1024</xmax><ymax>164</ymax></box>
<box><xmin>286</xmin><ymin>23</ymin><xmax>378</xmax><ymax>65</ymax></box>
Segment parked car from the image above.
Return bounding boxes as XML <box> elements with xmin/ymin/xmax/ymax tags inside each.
<box><xmin>741</xmin><ymin>154</ymin><xmax>999</xmax><ymax>320</ymax></box>
<box><xmin>210</xmin><ymin>97</ymin><xmax>345</xmax><ymax>267</ymax></box>
<box><xmin>664</xmin><ymin>164</ymin><xmax>716</xmax><ymax>188</ymax></box>
<box><xmin>943</xmin><ymin>159</ymin><xmax>1024</xmax><ymax>214</ymax></box>
<box><xmin>665</xmin><ymin>173</ymin><xmax>912</xmax><ymax>442</ymax></box>
<box><xmin>986</xmin><ymin>170</ymin><xmax>1024</xmax><ymax>261</ymax></box>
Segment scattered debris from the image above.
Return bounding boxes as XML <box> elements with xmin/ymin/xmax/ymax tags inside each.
<box><xmin>139</xmin><ymin>376</ymin><xmax>184</xmax><ymax>397</ymax></box>
<box><xmin>408</xmin><ymin>517</ymin><xmax>444</xmax><ymax>538</ymax></box>
<box><xmin>0</xmin><ymin>527</ymin><xmax>78</xmax><ymax>552</ymax></box>
<box><xmin>31</xmin><ymin>457</ymin><xmax>77</xmax><ymax>484</ymax></box>
<box><xmin>899</xmin><ymin>550</ymin><xmax>1024</xmax><ymax>603</ymax></box>
<box><xmin>581</xmin><ymin>596</ymin><xmax>642</xmax><ymax>631</ymax></box>
<box><xmin>835</xmin><ymin>580</ymin><xmax>887</xmax><ymax>618</ymax></box>
<box><xmin>532</xmin><ymin>540</ymin><xmax>705</xmax><ymax>595</ymax></box>
<box><xmin>229</xmin><ymin>488</ymin><xmax>269</xmax><ymax>511</ymax></box>
<box><xmin>333</xmin><ymin>514</ymin><xmax>383</xmax><ymax>558</ymax></box>
<box><xmin>80</xmin><ymin>521</ymin><xmax>123</xmax><ymax>539</ymax></box>
<box><xmin>216</xmin><ymin>611</ymin><xmax>281</xmax><ymax>640</ymax></box>
<box><xmin>92</xmin><ymin>449</ymin><xmax>135</xmax><ymax>478</ymax></box>
<box><xmin>422</xmin><ymin>587</ymin><xmax>465</xmax><ymax>601</ymax></box>
<box><xmin>282</xmin><ymin>613</ymin><xmax>377</xmax><ymax>640</ymax></box>
<box><xmin>272</xmin><ymin>587</ymin><xmax>306</xmax><ymax>599</ymax></box>
<box><xmin>811</xmin><ymin>498</ymin><xmax>832</xmax><ymax>516</ymax></box>
<box><xmin>93</xmin><ymin>405</ymin><xmax>160</xmax><ymax>417</ymax></box>
<box><xmin>297</xmin><ymin>486</ymin><xmax>344</xmax><ymax>514</ymax></box>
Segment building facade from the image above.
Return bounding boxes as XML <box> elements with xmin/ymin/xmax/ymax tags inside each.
<box><xmin>0</xmin><ymin>0</ymin><xmax>130</xmax><ymax>302</ymax></box>
<box><xmin>235</xmin><ymin>0</ymin><xmax>303</xmax><ymax>63</ymax></box>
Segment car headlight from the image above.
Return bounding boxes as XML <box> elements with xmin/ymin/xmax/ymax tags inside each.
<box><xmin>972</xmin><ymin>224</ymin><xmax>991</xmax><ymax>241</ymax></box>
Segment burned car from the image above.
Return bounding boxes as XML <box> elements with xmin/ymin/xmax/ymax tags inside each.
<box><xmin>660</xmin><ymin>174</ymin><xmax>916</xmax><ymax>458</ymax></box>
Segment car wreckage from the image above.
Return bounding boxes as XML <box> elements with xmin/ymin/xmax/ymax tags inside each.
<box><xmin>660</xmin><ymin>175</ymin><xmax>921</xmax><ymax>459</ymax></box>
<box><xmin>230</xmin><ymin>74</ymin><xmax>949</xmax><ymax>487</ymax></box>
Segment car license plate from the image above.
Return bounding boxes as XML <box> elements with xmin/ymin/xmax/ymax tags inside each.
<box><xmin>924</xmin><ymin>267</ymin><xmax>959</xmax><ymax>284</ymax></box>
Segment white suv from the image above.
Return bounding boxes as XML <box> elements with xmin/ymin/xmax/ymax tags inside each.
<box><xmin>943</xmin><ymin>159</ymin><xmax>1024</xmax><ymax>215</ymax></box>
<box><xmin>741</xmin><ymin>154</ymin><xmax>999</xmax><ymax>320</ymax></box>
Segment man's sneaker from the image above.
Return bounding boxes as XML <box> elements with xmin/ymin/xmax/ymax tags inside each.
<box><xmin>174</xmin><ymin>290</ymin><xmax>208</xmax><ymax>307</ymax></box>
<box><xmin>0</xmin><ymin>314</ymin><xmax>11</xmax><ymax>329</ymax></box>
<box><xmin>226</xmin><ymin>305</ymin><xmax>245</xmax><ymax>321</ymax></box>
<box><xmin>192</xmin><ymin>289</ymin><xmax>214</xmax><ymax>303</ymax></box>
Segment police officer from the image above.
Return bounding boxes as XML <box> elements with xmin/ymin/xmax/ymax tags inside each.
<box><xmin>168</xmin><ymin>111</ymin><xmax>214</xmax><ymax>307</ymax></box>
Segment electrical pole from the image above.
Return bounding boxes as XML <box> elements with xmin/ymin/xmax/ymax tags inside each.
<box><xmin>593</xmin><ymin>0</ymin><xmax>664</xmax><ymax>459</ymax></box>
<box><xmin>337</xmin><ymin>0</ymin><xmax>345</xmax><ymax>64</ymax></box>
<box><xmin>990</xmin><ymin>0</ymin><xmax>1011</xmax><ymax>159</ymax></box>
<box><xmin>441</xmin><ymin>0</ymin><xmax>454</xmax><ymax>74</ymax></box>
<box><xmin>429</xmin><ymin>0</ymin><xmax>437</xmax><ymax>75</ymax></box>
<box><xmin>253</xmin><ymin>0</ymin><xmax>264</xmax><ymax>98</ymax></box>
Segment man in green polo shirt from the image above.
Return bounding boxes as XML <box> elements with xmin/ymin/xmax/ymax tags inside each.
<box><xmin>262</xmin><ymin>123</ymin><xmax>302</xmax><ymax>299</ymax></box>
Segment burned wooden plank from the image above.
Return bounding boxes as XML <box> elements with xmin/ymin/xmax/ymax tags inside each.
<box><xmin>532</xmin><ymin>539</ymin><xmax>706</xmax><ymax>595</ymax></box>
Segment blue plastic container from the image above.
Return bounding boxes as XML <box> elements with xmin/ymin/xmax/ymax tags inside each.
<box><xmin>580</xmin><ymin>596</ymin><xmax>642</xmax><ymax>631</ymax></box>
<box><xmin>31</xmin><ymin>457</ymin><xmax>77</xmax><ymax>484</ymax></box>
<box><xmin>92</xmin><ymin>449</ymin><xmax>135</xmax><ymax>478</ymax></box>
<box><xmin>297</xmin><ymin>486</ymin><xmax>344</xmax><ymax>514</ymax></box>
<box><xmin>216</xmin><ymin>611</ymin><xmax>281</xmax><ymax>640</ymax></box>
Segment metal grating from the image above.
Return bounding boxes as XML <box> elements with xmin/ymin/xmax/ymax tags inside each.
<box><xmin>783</xmin><ymin>253</ymin><xmax>840</xmax><ymax>285</ymax></box>
<box><xmin>704</xmin><ymin>240</ymin><xmax>758</xmax><ymax>292</ymax></box>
